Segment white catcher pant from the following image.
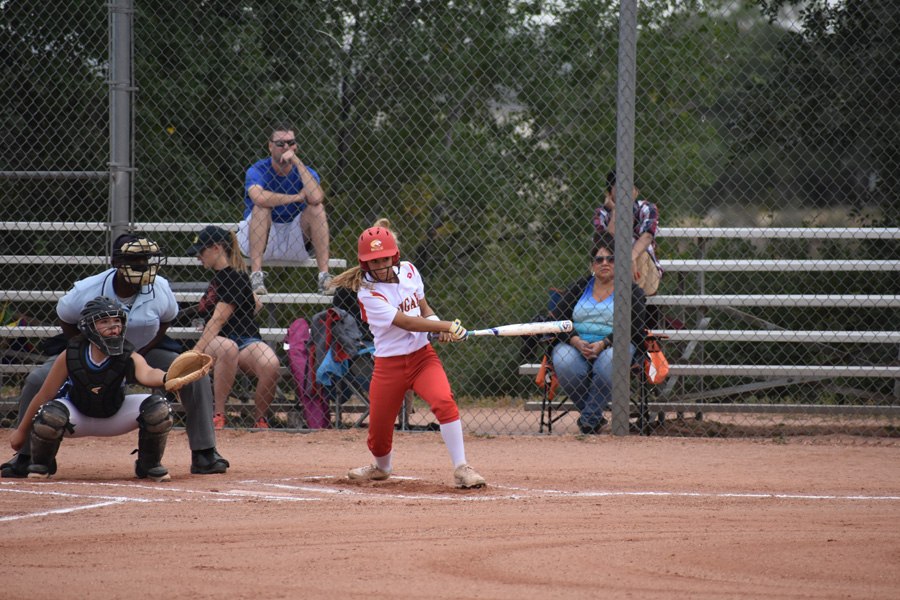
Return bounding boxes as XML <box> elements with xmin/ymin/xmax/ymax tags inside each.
<box><xmin>58</xmin><ymin>393</ymin><xmax>151</xmax><ymax>438</ymax></box>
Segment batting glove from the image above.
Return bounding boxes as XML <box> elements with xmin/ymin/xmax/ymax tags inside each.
<box><xmin>449</xmin><ymin>319</ymin><xmax>468</xmax><ymax>342</ymax></box>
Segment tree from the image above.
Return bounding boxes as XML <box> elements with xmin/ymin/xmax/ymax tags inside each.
<box><xmin>733</xmin><ymin>0</ymin><xmax>900</xmax><ymax>225</ymax></box>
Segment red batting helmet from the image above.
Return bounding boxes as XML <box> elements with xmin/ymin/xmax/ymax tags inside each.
<box><xmin>357</xmin><ymin>227</ymin><xmax>400</xmax><ymax>270</ymax></box>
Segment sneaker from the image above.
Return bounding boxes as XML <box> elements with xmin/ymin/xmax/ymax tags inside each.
<box><xmin>190</xmin><ymin>448</ymin><xmax>229</xmax><ymax>475</ymax></box>
<box><xmin>453</xmin><ymin>463</ymin><xmax>486</xmax><ymax>489</ymax></box>
<box><xmin>213</xmin><ymin>412</ymin><xmax>225</xmax><ymax>430</ymax></box>
<box><xmin>347</xmin><ymin>464</ymin><xmax>391</xmax><ymax>481</ymax></box>
<box><xmin>1</xmin><ymin>453</ymin><xmax>31</xmax><ymax>478</ymax></box>
<box><xmin>135</xmin><ymin>461</ymin><xmax>171</xmax><ymax>483</ymax></box>
<box><xmin>253</xmin><ymin>417</ymin><xmax>269</xmax><ymax>429</ymax></box>
<box><xmin>578</xmin><ymin>417</ymin><xmax>608</xmax><ymax>435</ymax></box>
<box><xmin>317</xmin><ymin>271</ymin><xmax>334</xmax><ymax>296</ymax></box>
<box><xmin>250</xmin><ymin>271</ymin><xmax>267</xmax><ymax>295</ymax></box>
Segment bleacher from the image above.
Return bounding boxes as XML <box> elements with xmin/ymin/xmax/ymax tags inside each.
<box><xmin>520</xmin><ymin>226</ymin><xmax>900</xmax><ymax>422</ymax></box>
<box><xmin>0</xmin><ymin>221</ymin><xmax>348</xmax><ymax>427</ymax></box>
<box><xmin>4</xmin><ymin>223</ymin><xmax>900</xmax><ymax>428</ymax></box>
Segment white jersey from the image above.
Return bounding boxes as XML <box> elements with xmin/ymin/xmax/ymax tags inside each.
<box><xmin>358</xmin><ymin>261</ymin><xmax>430</xmax><ymax>357</ymax></box>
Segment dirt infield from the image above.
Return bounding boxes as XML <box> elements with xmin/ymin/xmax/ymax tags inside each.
<box><xmin>1</xmin><ymin>429</ymin><xmax>898</xmax><ymax>599</ymax></box>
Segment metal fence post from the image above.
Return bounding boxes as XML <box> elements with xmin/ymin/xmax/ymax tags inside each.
<box><xmin>108</xmin><ymin>0</ymin><xmax>135</xmax><ymax>247</ymax></box>
<box><xmin>611</xmin><ymin>0</ymin><xmax>638</xmax><ymax>436</ymax></box>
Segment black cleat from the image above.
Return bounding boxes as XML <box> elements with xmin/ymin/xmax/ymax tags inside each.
<box><xmin>190</xmin><ymin>448</ymin><xmax>229</xmax><ymax>474</ymax></box>
<box><xmin>1</xmin><ymin>453</ymin><xmax>31</xmax><ymax>478</ymax></box>
<box><xmin>578</xmin><ymin>417</ymin><xmax>608</xmax><ymax>435</ymax></box>
<box><xmin>26</xmin><ymin>463</ymin><xmax>52</xmax><ymax>480</ymax></box>
<box><xmin>135</xmin><ymin>460</ymin><xmax>171</xmax><ymax>482</ymax></box>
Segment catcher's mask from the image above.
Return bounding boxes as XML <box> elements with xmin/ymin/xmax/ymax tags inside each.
<box><xmin>358</xmin><ymin>227</ymin><xmax>400</xmax><ymax>278</ymax></box>
<box><xmin>111</xmin><ymin>234</ymin><xmax>167</xmax><ymax>289</ymax></box>
<box><xmin>79</xmin><ymin>296</ymin><xmax>128</xmax><ymax>356</ymax></box>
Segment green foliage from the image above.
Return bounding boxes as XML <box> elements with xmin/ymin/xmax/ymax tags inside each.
<box><xmin>2</xmin><ymin>0</ymin><xmax>897</xmax><ymax>401</ymax></box>
<box><xmin>735</xmin><ymin>1</ymin><xmax>900</xmax><ymax>222</ymax></box>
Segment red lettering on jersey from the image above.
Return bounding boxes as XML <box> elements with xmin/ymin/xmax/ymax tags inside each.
<box><xmin>399</xmin><ymin>294</ymin><xmax>420</xmax><ymax>313</ymax></box>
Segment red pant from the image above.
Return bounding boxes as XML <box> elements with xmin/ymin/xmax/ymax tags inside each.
<box><xmin>367</xmin><ymin>344</ymin><xmax>459</xmax><ymax>458</ymax></box>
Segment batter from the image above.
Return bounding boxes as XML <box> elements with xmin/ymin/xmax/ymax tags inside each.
<box><xmin>330</xmin><ymin>224</ymin><xmax>486</xmax><ymax>489</ymax></box>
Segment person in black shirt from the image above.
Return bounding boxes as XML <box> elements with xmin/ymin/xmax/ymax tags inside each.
<box><xmin>188</xmin><ymin>226</ymin><xmax>280</xmax><ymax>429</ymax></box>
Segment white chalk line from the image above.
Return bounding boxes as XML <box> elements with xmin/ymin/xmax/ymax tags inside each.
<box><xmin>492</xmin><ymin>485</ymin><xmax>900</xmax><ymax>502</ymax></box>
<box><xmin>2</xmin><ymin>477</ymin><xmax>899</xmax><ymax>523</ymax></box>
<box><xmin>0</xmin><ymin>480</ymin><xmax>315</xmax><ymax>523</ymax></box>
<box><xmin>0</xmin><ymin>499</ymin><xmax>129</xmax><ymax>522</ymax></box>
<box><xmin>242</xmin><ymin>478</ymin><xmax>900</xmax><ymax>503</ymax></box>
<box><xmin>0</xmin><ymin>486</ymin><xmax>156</xmax><ymax>523</ymax></box>
<box><xmin>2</xmin><ymin>480</ymin><xmax>320</xmax><ymax>503</ymax></box>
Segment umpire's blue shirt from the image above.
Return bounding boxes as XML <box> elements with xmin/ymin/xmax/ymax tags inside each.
<box><xmin>56</xmin><ymin>269</ymin><xmax>179</xmax><ymax>351</ymax></box>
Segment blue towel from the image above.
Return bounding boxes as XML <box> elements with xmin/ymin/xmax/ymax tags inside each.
<box><xmin>316</xmin><ymin>344</ymin><xmax>374</xmax><ymax>386</ymax></box>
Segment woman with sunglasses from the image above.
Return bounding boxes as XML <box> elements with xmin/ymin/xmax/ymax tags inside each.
<box><xmin>551</xmin><ymin>232</ymin><xmax>650</xmax><ymax>434</ymax></box>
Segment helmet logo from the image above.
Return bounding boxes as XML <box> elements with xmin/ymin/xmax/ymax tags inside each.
<box><xmin>370</xmin><ymin>240</ymin><xmax>383</xmax><ymax>252</ymax></box>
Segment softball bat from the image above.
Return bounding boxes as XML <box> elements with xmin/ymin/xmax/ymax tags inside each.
<box><xmin>468</xmin><ymin>320</ymin><xmax>573</xmax><ymax>336</ymax></box>
<box><xmin>429</xmin><ymin>320</ymin><xmax>572</xmax><ymax>340</ymax></box>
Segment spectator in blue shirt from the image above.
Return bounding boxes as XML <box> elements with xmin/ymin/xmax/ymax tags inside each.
<box><xmin>552</xmin><ymin>233</ymin><xmax>650</xmax><ymax>434</ymax></box>
<box><xmin>237</xmin><ymin>123</ymin><xmax>330</xmax><ymax>296</ymax></box>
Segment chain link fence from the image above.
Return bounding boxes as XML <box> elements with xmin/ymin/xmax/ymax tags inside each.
<box><xmin>2</xmin><ymin>0</ymin><xmax>898</xmax><ymax>437</ymax></box>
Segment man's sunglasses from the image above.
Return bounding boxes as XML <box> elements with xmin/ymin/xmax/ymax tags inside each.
<box><xmin>272</xmin><ymin>139</ymin><xmax>297</xmax><ymax>148</ymax></box>
<box><xmin>592</xmin><ymin>255</ymin><xmax>615</xmax><ymax>264</ymax></box>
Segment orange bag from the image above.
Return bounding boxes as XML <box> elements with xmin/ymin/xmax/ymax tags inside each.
<box><xmin>644</xmin><ymin>336</ymin><xmax>669</xmax><ymax>384</ymax></box>
<box><xmin>535</xmin><ymin>356</ymin><xmax>559</xmax><ymax>400</ymax></box>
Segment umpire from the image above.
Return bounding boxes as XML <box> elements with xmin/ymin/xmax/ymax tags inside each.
<box><xmin>1</xmin><ymin>234</ymin><xmax>229</xmax><ymax>477</ymax></box>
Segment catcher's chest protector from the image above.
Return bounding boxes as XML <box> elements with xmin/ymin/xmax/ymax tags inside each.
<box><xmin>66</xmin><ymin>338</ymin><xmax>135</xmax><ymax>418</ymax></box>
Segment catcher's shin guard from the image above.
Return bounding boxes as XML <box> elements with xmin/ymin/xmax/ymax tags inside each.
<box><xmin>28</xmin><ymin>400</ymin><xmax>70</xmax><ymax>479</ymax></box>
<box><xmin>138</xmin><ymin>393</ymin><xmax>174</xmax><ymax>434</ymax></box>
<box><xmin>134</xmin><ymin>393</ymin><xmax>173</xmax><ymax>482</ymax></box>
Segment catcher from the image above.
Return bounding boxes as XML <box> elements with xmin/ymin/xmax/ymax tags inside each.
<box><xmin>9</xmin><ymin>297</ymin><xmax>210</xmax><ymax>482</ymax></box>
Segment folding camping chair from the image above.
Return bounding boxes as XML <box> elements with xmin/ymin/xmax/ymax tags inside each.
<box><xmin>530</xmin><ymin>290</ymin><xmax>668</xmax><ymax>435</ymax></box>
<box><xmin>528</xmin><ymin>288</ymin><xmax>569</xmax><ymax>433</ymax></box>
<box><xmin>534</xmin><ymin>333</ymin><xmax>667</xmax><ymax>435</ymax></box>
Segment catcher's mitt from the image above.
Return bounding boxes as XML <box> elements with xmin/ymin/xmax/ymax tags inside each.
<box><xmin>164</xmin><ymin>350</ymin><xmax>213</xmax><ymax>391</ymax></box>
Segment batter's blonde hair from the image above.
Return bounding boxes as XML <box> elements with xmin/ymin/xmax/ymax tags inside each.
<box><xmin>330</xmin><ymin>218</ymin><xmax>398</xmax><ymax>292</ymax></box>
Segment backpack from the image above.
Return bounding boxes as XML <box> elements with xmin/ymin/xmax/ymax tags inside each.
<box><xmin>310</xmin><ymin>307</ymin><xmax>363</xmax><ymax>365</ymax></box>
<box><xmin>284</xmin><ymin>318</ymin><xmax>332</xmax><ymax>429</ymax></box>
